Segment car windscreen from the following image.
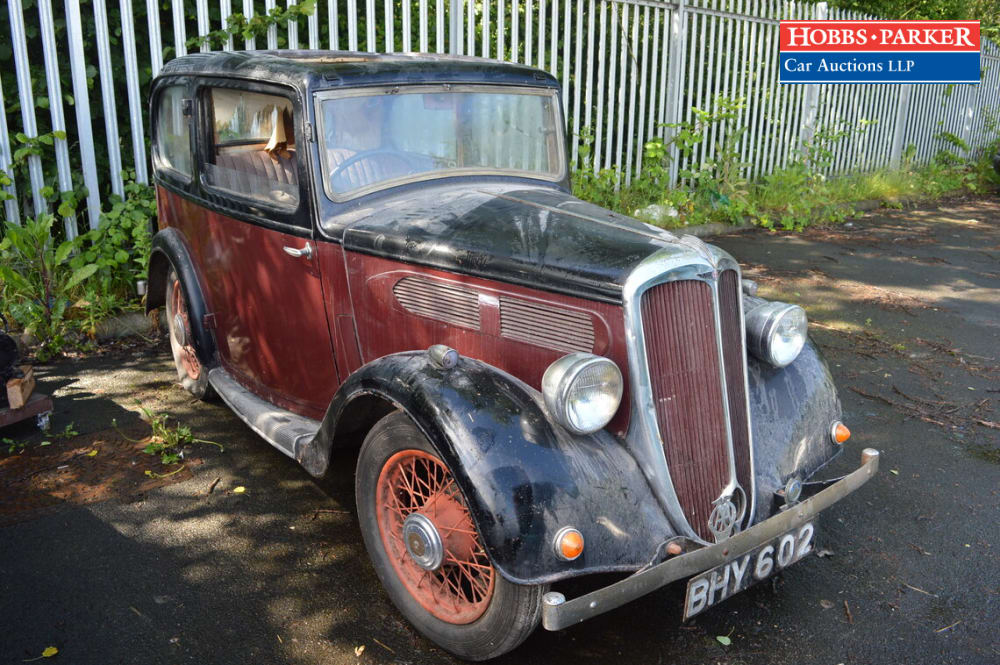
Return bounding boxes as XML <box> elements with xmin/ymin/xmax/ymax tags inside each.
<box><xmin>316</xmin><ymin>85</ymin><xmax>564</xmax><ymax>200</ymax></box>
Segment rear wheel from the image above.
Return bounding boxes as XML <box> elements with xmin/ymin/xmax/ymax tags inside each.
<box><xmin>356</xmin><ymin>411</ymin><xmax>545</xmax><ymax>660</ymax></box>
<box><xmin>165</xmin><ymin>269</ymin><xmax>212</xmax><ymax>400</ymax></box>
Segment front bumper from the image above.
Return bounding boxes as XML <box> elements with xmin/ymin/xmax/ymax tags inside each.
<box><xmin>541</xmin><ymin>448</ymin><xmax>880</xmax><ymax>631</ymax></box>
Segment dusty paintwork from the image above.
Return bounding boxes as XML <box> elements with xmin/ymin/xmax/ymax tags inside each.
<box><xmin>145</xmin><ymin>51</ymin><xmax>869</xmax><ymax>645</ymax></box>
<box><xmin>331</xmin><ymin>183</ymin><xmax>685</xmax><ymax>303</ymax></box>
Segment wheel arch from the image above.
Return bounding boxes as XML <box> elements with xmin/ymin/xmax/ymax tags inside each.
<box><xmin>298</xmin><ymin>350</ymin><xmax>673</xmax><ymax>586</ymax></box>
<box><xmin>146</xmin><ymin>228</ymin><xmax>217</xmax><ymax>367</ymax></box>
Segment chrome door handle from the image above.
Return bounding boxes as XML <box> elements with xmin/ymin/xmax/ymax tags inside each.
<box><xmin>283</xmin><ymin>242</ymin><xmax>313</xmax><ymax>259</ymax></box>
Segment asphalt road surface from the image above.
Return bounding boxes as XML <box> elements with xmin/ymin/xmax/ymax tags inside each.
<box><xmin>2</xmin><ymin>197</ymin><xmax>998</xmax><ymax>665</ymax></box>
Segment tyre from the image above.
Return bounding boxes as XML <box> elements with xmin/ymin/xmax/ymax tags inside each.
<box><xmin>356</xmin><ymin>411</ymin><xmax>546</xmax><ymax>660</ymax></box>
<box><xmin>164</xmin><ymin>268</ymin><xmax>213</xmax><ymax>400</ymax></box>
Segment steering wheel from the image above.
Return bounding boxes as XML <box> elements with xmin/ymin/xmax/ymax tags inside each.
<box><xmin>329</xmin><ymin>149</ymin><xmax>425</xmax><ymax>191</ymax></box>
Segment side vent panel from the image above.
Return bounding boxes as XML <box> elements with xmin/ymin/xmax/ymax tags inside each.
<box><xmin>393</xmin><ymin>277</ymin><xmax>481</xmax><ymax>330</ymax></box>
<box><xmin>499</xmin><ymin>297</ymin><xmax>595</xmax><ymax>353</ymax></box>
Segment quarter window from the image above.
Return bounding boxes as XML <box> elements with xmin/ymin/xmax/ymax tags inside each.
<box><xmin>155</xmin><ymin>86</ymin><xmax>192</xmax><ymax>178</ymax></box>
<box><xmin>203</xmin><ymin>88</ymin><xmax>299</xmax><ymax>208</ymax></box>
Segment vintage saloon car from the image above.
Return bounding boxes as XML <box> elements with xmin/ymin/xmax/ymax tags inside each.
<box><xmin>148</xmin><ymin>51</ymin><xmax>878</xmax><ymax>660</ymax></box>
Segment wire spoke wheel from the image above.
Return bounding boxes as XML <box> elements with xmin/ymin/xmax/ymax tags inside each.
<box><xmin>164</xmin><ymin>269</ymin><xmax>211</xmax><ymax>401</ymax></box>
<box><xmin>358</xmin><ymin>412</ymin><xmax>546</xmax><ymax>659</ymax></box>
<box><xmin>375</xmin><ymin>449</ymin><xmax>495</xmax><ymax>624</ymax></box>
<box><xmin>169</xmin><ymin>278</ymin><xmax>201</xmax><ymax>381</ymax></box>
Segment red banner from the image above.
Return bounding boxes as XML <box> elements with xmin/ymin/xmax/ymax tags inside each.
<box><xmin>780</xmin><ymin>20</ymin><xmax>980</xmax><ymax>52</ymax></box>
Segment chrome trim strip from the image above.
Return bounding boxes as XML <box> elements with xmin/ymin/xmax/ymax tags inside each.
<box><xmin>731</xmin><ymin>264</ymin><xmax>758</xmax><ymax>526</ymax></box>
<box><xmin>708</xmin><ymin>275</ymin><xmax>741</xmax><ymax>513</ymax></box>
<box><xmin>541</xmin><ymin>449</ymin><xmax>880</xmax><ymax>631</ymax></box>
<box><xmin>708</xmin><ymin>242</ymin><xmax>757</xmax><ymax>528</ymax></box>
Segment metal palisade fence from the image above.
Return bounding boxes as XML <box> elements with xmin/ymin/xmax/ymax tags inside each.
<box><xmin>2</xmin><ymin>0</ymin><xmax>999</xmax><ymax>236</ymax></box>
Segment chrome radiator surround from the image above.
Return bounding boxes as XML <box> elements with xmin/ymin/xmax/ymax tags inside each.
<box><xmin>622</xmin><ymin>239</ymin><xmax>756</xmax><ymax>544</ymax></box>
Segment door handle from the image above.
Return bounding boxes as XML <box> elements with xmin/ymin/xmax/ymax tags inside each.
<box><xmin>283</xmin><ymin>242</ymin><xmax>313</xmax><ymax>259</ymax></box>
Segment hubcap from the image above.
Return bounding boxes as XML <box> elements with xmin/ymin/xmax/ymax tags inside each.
<box><xmin>172</xmin><ymin>314</ymin><xmax>187</xmax><ymax>347</ymax></box>
<box><xmin>402</xmin><ymin>513</ymin><xmax>444</xmax><ymax>570</ymax></box>
<box><xmin>170</xmin><ymin>280</ymin><xmax>201</xmax><ymax>381</ymax></box>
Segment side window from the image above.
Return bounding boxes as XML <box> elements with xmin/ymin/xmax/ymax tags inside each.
<box><xmin>155</xmin><ymin>86</ymin><xmax>192</xmax><ymax>178</ymax></box>
<box><xmin>202</xmin><ymin>88</ymin><xmax>299</xmax><ymax>209</ymax></box>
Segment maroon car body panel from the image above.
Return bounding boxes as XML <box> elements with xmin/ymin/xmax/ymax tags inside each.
<box><xmin>158</xmin><ymin>189</ymin><xmax>337</xmax><ymax>420</ymax></box>
<box><xmin>343</xmin><ymin>252</ymin><xmax>632</xmax><ymax>436</ymax></box>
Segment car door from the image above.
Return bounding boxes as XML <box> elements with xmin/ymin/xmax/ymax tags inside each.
<box><xmin>184</xmin><ymin>81</ymin><xmax>338</xmax><ymax>420</ymax></box>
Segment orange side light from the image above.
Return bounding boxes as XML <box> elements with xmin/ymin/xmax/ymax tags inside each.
<box><xmin>834</xmin><ymin>422</ymin><xmax>851</xmax><ymax>444</ymax></box>
<box><xmin>559</xmin><ymin>529</ymin><xmax>585</xmax><ymax>561</ymax></box>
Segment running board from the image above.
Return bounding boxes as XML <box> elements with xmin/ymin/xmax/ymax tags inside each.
<box><xmin>207</xmin><ymin>367</ymin><xmax>320</xmax><ymax>460</ymax></box>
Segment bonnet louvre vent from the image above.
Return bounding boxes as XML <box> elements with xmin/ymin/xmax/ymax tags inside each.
<box><xmin>393</xmin><ymin>277</ymin><xmax>481</xmax><ymax>330</ymax></box>
<box><xmin>499</xmin><ymin>297</ymin><xmax>595</xmax><ymax>353</ymax></box>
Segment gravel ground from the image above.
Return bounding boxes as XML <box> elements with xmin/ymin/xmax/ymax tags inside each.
<box><xmin>1</xmin><ymin>197</ymin><xmax>997</xmax><ymax>665</ymax></box>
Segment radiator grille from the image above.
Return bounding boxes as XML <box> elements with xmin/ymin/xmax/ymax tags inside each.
<box><xmin>393</xmin><ymin>277</ymin><xmax>481</xmax><ymax>330</ymax></box>
<box><xmin>718</xmin><ymin>269</ymin><xmax>753</xmax><ymax>515</ymax></box>
<box><xmin>499</xmin><ymin>297</ymin><xmax>595</xmax><ymax>353</ymax></box>
<box><xmin>641</xmin><ymin>280</ymin><xmax>731</xmax><ymax>541</ymax></box>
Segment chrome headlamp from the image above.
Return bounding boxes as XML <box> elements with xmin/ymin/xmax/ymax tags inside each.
<box><xmin>745</xmin><ymin>301</ymin><xmax>808</xmax><ymax>368</ymax></box>
<box><xmin>542</xmin><ymin>353</ymin><xmax>623</xmax><ymax>434</ymax></box>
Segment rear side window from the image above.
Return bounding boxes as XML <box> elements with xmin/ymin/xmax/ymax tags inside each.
<box><xmin>156</xmin><ymin>86</ymin><xmax>192</xmax><ymax>177</ymax></box>
<box><xmin>202</xmin><ymin>88</ymin><xmax>299</xmax><ymax>209</ymax></box>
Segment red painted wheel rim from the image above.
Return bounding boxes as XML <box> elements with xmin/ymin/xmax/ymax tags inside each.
<box><xmin>375</xmin><ymin>449</ymin><xmax>495</xmax><ymax>624</ymax></box>
<box><xmin>170</xmin><ymin>279</ymin><xmax>202</xmax><ymax>381</ymax></box>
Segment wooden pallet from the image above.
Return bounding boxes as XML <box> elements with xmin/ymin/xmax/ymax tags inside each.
<box><xmin>0</xmin><ymin>392</ymin><xmax>53</xmax><ymax>429</ymax></box>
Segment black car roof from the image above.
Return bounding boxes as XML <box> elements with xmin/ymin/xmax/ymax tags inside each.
<box><xmin>158</xmin><ymin>50</ymin><xmax>561</xmax><ymax>93</ymax></box>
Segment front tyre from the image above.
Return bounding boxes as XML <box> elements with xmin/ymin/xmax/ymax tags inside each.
<box><xmin>356</xmin><ymin>411</ymin><xmax>546</xmax><ymax>660</ymax></box>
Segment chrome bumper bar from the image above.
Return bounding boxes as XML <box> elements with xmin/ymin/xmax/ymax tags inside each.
<box><xmin>541</xmin><ymin>448</ymin><xmax>880</xmax><ymax>631</ymax></box>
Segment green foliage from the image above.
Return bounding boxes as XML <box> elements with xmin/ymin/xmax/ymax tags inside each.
<box><xmin>0</xmin><ymin>171</ymin><xmax>155</xmax><ymax>357</ymax></box>
<box><xmin>573</xmin><ymin>96</ymin><xmax>999</xmax><ymax>232</ymax></box>
<box><xmin>573</xmin><ymin>96</ymin><xmax>753</xmax><ymax>226</ymax></box>
<box><xmin>70</xmin><ymin>171</ymin><xmax>155</xmax><ymax>303</ymax></box>
<box><xmin>0</xmin><ymin>215</ymin><xmax>98</xmax><ymax>360</ymax></box>
<box><xmin>114</xmin><ymin>405</ymin><xmax>223</xmax><ymax>469</ymax></box>
<box><xmin>4</xmin><ymin>436</ymin><xmax>26</xmax><ymax>455</ymax></box>
<box><xmin>55</xmin><ymin>422</ymin><xmax>79</xmax><ymax>440</ymax></box>
<box><xmin>932</xmin><ymin>130</ymin><xmax>970</xmax><ymax>166</ymax></box>
<box><xmin>187</xmin><ymin>1</ymin><xmax>317</xmax><ymax>50</ymax></box>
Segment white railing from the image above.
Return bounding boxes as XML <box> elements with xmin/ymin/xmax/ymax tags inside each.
<box><xmin>2</xmin><ymin>0</ymin><xmax>999</xmax><ymax>235</ymax></box>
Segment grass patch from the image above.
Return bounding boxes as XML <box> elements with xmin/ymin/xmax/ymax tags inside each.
<box><xmin>574</xmin><ymin>158</ymin><xmax>999</xmax><ymax>232</ymax></box>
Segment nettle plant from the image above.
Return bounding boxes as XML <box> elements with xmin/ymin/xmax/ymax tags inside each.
<box><xmin>0</xmin><ymin>165</ymin><xmax>156</xmax><ymax>357</ymax></box>
<box><xmin>73</xmin><ymin>171</ymin><xmax>156</xmax><ymax>304</ymax></box>
<box><xmin>0</xmin><ymin>215</ymin><xmax>98</xmax><ymax>360</ymax></box>
<box><xmin>669</xmin><ymin>96</ymin><xmax>752</xmax><ymax>224</ymax></box>
<box><xmin>572</xmin><ymin>96</ymin><xmax>752</xmax><ymax>226</ymax></box>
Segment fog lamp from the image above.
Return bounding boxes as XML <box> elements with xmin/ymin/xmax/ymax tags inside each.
<box><xmin>745</xmin><ymin>301</ymin><xmax>808</xmax><ymax>368</ymax></box>
<box><xmin>783</xmin><ymin>478</ymin><xmax>803</xmax><ymax>504</ymax></box>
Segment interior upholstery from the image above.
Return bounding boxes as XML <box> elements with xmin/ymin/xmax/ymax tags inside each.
<box><xmin>214</xmin><ymin>149</ymin><xmax>298</xmax><ymax>193</ymax></box>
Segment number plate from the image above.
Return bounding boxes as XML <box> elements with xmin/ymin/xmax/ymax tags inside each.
<box><xmin>683</xmin><ymin>522</ymin><xmax>815</xmax><ymax>620</ymax></box>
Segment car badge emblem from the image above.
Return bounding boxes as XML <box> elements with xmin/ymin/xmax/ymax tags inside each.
<box><xmin>708</xmin><ymin>496</ymin><xmax>738</xmax><ymax>542</ymax></box>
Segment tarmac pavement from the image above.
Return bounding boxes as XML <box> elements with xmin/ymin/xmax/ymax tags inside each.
<box><xmin>1</xmin><ymin>197</ymin><xmax>997</xmax><ymax>665</ymax></box>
